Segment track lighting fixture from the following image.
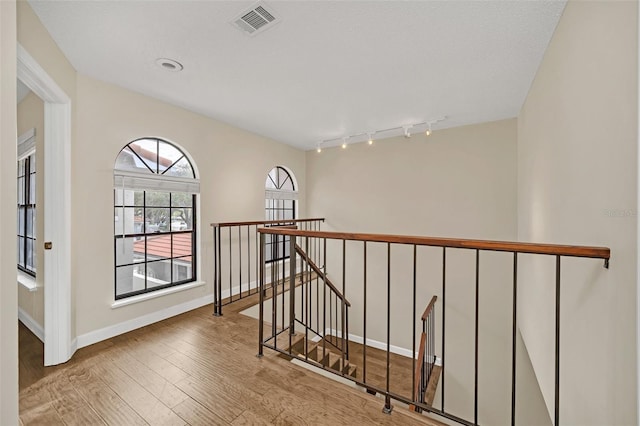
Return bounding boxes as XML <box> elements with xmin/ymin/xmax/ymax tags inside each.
<box><xmin>314</xmin><ymin>116</ymin><xmax>446</xmax><ymax>151</ymax></box>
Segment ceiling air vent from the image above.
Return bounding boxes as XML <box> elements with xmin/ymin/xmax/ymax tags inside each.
<box><xmin>232</xmin><ymin>2</ymin><xmax>279</xmax><ymax>36</ymax></box>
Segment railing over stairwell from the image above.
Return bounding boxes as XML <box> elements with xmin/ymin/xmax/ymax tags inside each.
<box><xmin>256</xmin><ymin>227</ymin><xmax>610</xmax><ymax>426</ymax></box>
<box><xmin>210</xmin><ymin>218</ymin><xmax>324</xmax><ymax>316</ymax></box>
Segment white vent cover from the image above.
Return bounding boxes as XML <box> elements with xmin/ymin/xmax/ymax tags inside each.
<box><xmin>232</xmin><ymin>2</ymin><xmax>279</xmax><ymax>36</ymax></box>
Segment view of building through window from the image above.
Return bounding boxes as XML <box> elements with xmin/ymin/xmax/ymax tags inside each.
<box><xmin>114</xmin><ymin>138</ymin><xmax>198</xmax><ymax>299</ymax></box>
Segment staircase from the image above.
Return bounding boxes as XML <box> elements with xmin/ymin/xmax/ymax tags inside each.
<box><xmin>275</xmin><ymin>332</ymin><xmax>358</xmax><ymax>379</ymax></box>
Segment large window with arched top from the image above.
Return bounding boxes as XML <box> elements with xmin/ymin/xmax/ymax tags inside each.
<box><xmin>265</xmin><ymin>166</ymin><xmax>297</xmax><ymax>262</ymax></box>
<box><xmin>114</xmin><ymin>138</ymin><xmax>199</xmax><ymax>300</ymax></box>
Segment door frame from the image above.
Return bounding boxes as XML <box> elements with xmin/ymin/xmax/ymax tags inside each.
<box><xmin>17</xmin><ymin>43</ymin><xmax>73</xmax><ymax>366</ymax></box>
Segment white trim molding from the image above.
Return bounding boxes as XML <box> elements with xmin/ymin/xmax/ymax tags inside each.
<box><xmin>111</xmin><ymin>281</ymin><xmax>206</xmax><ymax>309</ymax></box>
<box><xmin>18</xmin><ymin>308</ymin><xmax>44</xmax><ymax>343</ymax></box>
<box><xmin>17</xmin><ymin>43</ymin><xmax>73</xmax><ymax>366</ymax></box>
<box><xmin>78</xmin><ymin>294</ymin><xmax>213</xmax><ymax>349</ymax></box>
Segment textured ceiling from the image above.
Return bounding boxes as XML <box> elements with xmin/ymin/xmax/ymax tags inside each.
<box><xmin>29</xmin><ymin>0</ymin><xmax>566</xmax><ymax>150</ymax></box>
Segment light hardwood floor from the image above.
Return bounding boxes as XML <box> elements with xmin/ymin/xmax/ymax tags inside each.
<box><xmin>19</xmin><ymin>293</ymin><xmax>444</xmax><ymax>425</ymax></box>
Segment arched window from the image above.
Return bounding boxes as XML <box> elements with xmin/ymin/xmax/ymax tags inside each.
<box><xmin>114</xmin><ymin>138</ymin><xmax>199</xmax><ymax>300</ymax></box>
<box><xmin>265</xmin><ymin>166</ymin><xmax>297</xmax><ymax>262</ymax></box>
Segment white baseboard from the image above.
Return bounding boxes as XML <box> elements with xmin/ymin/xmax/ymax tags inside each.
<box><xmin>18</xmin><ymin>307</ymin><xmax>44</xmax><ymax>343</ymax></box>
<box><xmin>76</xmin><ymin>294</ymin><xmax>214</xmax><ymax>349</ymax></box>
<box><xmin>324</xmin><ymin>327</ymin><xmax>442</xmax><ymax>365</ymax></box>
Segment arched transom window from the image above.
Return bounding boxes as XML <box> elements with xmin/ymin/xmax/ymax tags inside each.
<box><xmin>114</xmin><ymin>138</ymin><xmax>199</xmax><ymax>300</ymax></box>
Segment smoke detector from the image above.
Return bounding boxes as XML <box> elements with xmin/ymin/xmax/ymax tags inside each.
<box><xmin>232</xmin><ymin>1</ymin><xmax>279</xmax><ymax>36</ymax></box>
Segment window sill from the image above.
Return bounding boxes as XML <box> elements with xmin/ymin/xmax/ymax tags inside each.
<box><xmin>111</xmin><ymin>280</ymin><xmax>205</xmax><ymax>309</ymax></box>
<box><xmin>17</xmin><ymin>271</ymin><xmax>38</xmax><ymax>292</ymax></box>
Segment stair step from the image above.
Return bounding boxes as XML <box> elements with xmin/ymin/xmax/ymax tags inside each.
<box><xmin>274</xmin><ymin>332</ymin><xmax>306</xmax><ymax>356</ymax></box>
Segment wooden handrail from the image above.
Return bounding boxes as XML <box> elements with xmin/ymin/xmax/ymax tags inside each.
<box><xmin>211</xmin><ymin>218</ymin><xmax>325</xmax><ymax>227</ymax></box>
<box><xmin>258</xmin><ymin>228</ymin><xmax>610</xmax><ymax>261</ymax></box>
<box><xmin>421</xmin><ymin>296</ymin><xmax>438</xmax><ymax>322</ymax></box>
<box><xmin>294</xmin><ymin>243</ymin><xmax>351</xmax><ymax>307</ymax></box>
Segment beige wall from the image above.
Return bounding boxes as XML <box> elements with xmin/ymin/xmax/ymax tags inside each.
<box><xmin>305</xmin><ymin>119</ymin><xmax>541</xmax><ymax>424</ymax></box>
<box><xmin>74</xmin><ymin>74</ymin><xmax>306</xmax><ymax>336</ymax></box>
<box><xmin>1</xmin><ymin>0</ymin><xmax>19</xmax><ymax>423</ymax></box>
<box><xmin>17</xmin><ymin>92</ymin><xmax>45</xmax><ymax>330</ymax></box>
<box><xmin>518</xmin><ymin>1</ymin><xmax>638</xmax><ymax>424</ymax></box>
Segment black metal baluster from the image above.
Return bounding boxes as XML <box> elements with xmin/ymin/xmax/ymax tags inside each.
<box><xmin>342</xmin><ymin>239</ymin><xmax>346</xmax><ymax>372</ymax></box>
<box><xmin>272</xmin><ymin>234</ymin><xmax>277</xmax><ymax>349</ymax></box>
<box><xmin>255</xmin><ymin>225</ymin><xmax>259</xmax><ymax>295</ymax></box>
<box><xmin>363</xmin><ymin>241</ymin><xmax>368</xmax><ymax>384</ymax></box>
<box><xmin>474</xmin><ymin>249</ymin><xmax>479</xmax><ymax>426</ymax></box>
<box><xmin>383</xmin><ymin>243</ymin><xmax>392</xmax><ymax>414</ymax></box>
<box><xmin>441</xmin><ymin>247</ymin><xmax>446</xmax><ymax>411</ymax></box>
<box><xmin>217</xmin><ymin>226</ymin><xmax>222</xmax><ymax>315</ymax></box>
<box><xmin>555</xmin><ymin>255</ymin><xmax>561</xmax><ymax>426</ymax></box>
<box><xmin>412</xmin><ymin>244</ymin><xmax>417</xmax><ymax>403</ymax></box>
<box><xmin>229</xmin><ymin>227</ymin><xmax>232</xmax><ymax>302</ymax></box>
<box><xmin>258</xmin><ymin>231</ymin><xmax>265</xmax><ymax>357</ymax></box>
<box><xmin>322</xmin><ymin>238</ymin><xmax>327</xmax><ymax>368</ymax></box>
<box><xmin>239</xmin><ymin>226</ymin><xmax>242</xmax><ymax>299</ymax></box>
<box><xmin>511</xmin><ymin>252</ymin><xmax>518</xmax><ymax>426</ymax></box>
<box><xmin>247</xmin><ymin>225</ymin><xmax>250</xmax><ymax>296</ymax></box>
<box><xmin>213</xmin><ymin>226</ymin><xmax>218</xmax><ymax>316</ymax></box>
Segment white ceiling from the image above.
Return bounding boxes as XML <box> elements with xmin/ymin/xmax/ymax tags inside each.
<box><xmin>29</xmin><ymin>0</ymin><xmax>566</xmax><ymax>150</ymax></box>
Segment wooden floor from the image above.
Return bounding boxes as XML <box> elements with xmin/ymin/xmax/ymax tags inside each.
<box><xmin>19</xmin><ymin>293</ymin><xmax>444</xmax><ymax>425</ymax></box>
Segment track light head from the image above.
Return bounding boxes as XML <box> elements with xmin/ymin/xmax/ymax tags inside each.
<box><xmin>403</xmin><ymin>126</ymin><xmax>411</xmax><ymax>138</ymax></box>
<box><xmin>367</xmin><ymin>133</ymin><xmax>373</xmax><ymax>145</ymax></box>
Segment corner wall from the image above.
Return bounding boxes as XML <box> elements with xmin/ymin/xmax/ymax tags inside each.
<box><xmin>518</xmin><ymin>1</ymin><xmax>638</xmax><ymax>424</ymax></box>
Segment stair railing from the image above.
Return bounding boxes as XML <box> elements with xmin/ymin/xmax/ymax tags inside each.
<box><xmin>256</xmin><ymin>227</ymin><xmax>610</xmax><ymax>426</ymax></box>
<box><xmin>210</xmin><ymin>218</ymin><xmax>324</xmax><ymax>315</ymax></box>
<box><xmin>256</xmin><ymin>231</ymin><xmax>352</xmax><ymax>370</ymax></box>
<box><xmin>410</xmin><ymin>295</ymin><xmax>438</xmax><ymax>413</ymax></box>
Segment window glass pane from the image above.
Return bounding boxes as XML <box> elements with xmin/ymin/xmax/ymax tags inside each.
<box><xmin>146</xmin><ymin>208</ymin><xmax>170</xmax><ymax>232</ymax></box>
<box><xmin>145</xmin><ymin>234</ymin><xmax>171</xmax><ymax>261</ymax></box>
<box><xmin>18</xmin><ymin>160</ymin><xmax>24</xmax><ymax>177</ymax></box>
<box><xmin>26</xmin><ymin>239</ymin><xmax>34</xmax><ymax>270</ymax></box>
<box><xmin>146</xmin><ymin>191</ymin><xmax>170</xmax><ymax>207</ymax></box>
<box><xmin>17</xmin><ymin>177</ymin><xmax>24</xmax><ymax>204</ymax></box>
<box><xmin>116</xmin><ymin>264</ymin><xmax>146</xmax><ymax>298</ymax></box>
<box><xmin>172</xmin><ymin>233</ymin><xmax>192</xmax><ymax>259</ymax></box>
<box><xmin>129</xmin><ymin>139</ymin><xmax>159</xmax><ymax>173</ymax></box>
<box><xmin>26</xmin><ymin>207</ymin><xmax>34</xmax><ymax>238</ymax></box>
<box><xmin>17</xmin><ymin>237</ymin><xmax>24</xmax><ymax>265</ymax></box>
<box><xmin>164</xmin><ymin>157</ymin><xmax>193</xmax><ymax>178</ymax></box>
<box><xmin>171</xmin><ymin>208</ymin><xmax>192</xmax><ymax>231</ymax></box>
<box><xmin>28</xmin><ymin>174</ymin><xmax>35</xmax><ymax>204</ymax></box>
<box><xmin>171</xmin><ymin>192</ymin><xmax>192</xmax><ymax>208</ymax></box>
<box><xmin>158</xmin><ymin>141</ymin><xmax>184</xmax><ymax>175</ymax></box>
<box><xmin>115</xmin><ymin>237</ymin><xmax>144</xmax><ymax>266</ymax></box>
<box><xmin>30</xmin><ymin>154</ymin><xmax>36</xmax><ymax>172</ymax></box>
<box><xmin>147</xmin><ymin>259</ymin><xmax>171</xmax><ymax>288</ymax></box>
<box><xmin>265</xmin><ymin>169</ymin><xmax>278</xmax><ymax>189</ymax></box>
<box><xmin>114</xmin><ymin>188</ymin><xmax>123</xmax><ymax>206</ymax></box>
<box><xmin>173</xmin><ymin>259</ymin><xmax>193</xmax><ymax>282</ymax></box>
<box><xmin>115</xmin><ymin>147</ymin><xmax>152</xmax><ymax>173</ymax></box>
<box><xmin>18</xmin><ymin>207</ymin><xmax>25</xmax><ymax>236</ymax></box>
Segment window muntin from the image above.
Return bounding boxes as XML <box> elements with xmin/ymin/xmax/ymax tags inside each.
<box><xmin>17</xmin><ymin>154</ymin><xmax>36</xmax><ymax>276</ymax></box>
<box><xmin>114</xmin><ymin>139</ymin><xmax>197</xmax><ymax>300</ymax></box>
<box><xmin>265</xmin><ymin>166</ymin><xmax>296</xmax><ymax>263</ymax></box>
